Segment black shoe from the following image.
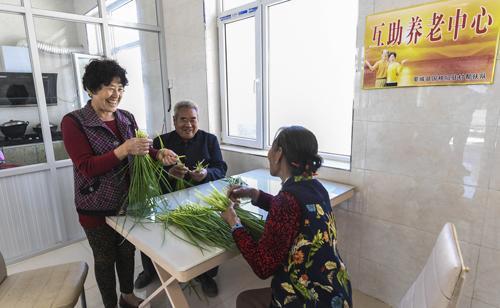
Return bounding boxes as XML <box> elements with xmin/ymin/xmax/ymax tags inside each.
<box><xmin>119</xmin><ymin>295</ymin><xmax>144</xmax><ymax>308</ymax></box>
<box><xmin>134</xmin><ymin>271</ymin><xmax>153</xmax><ymax>289</ymax></box>
<box><xmin>195</xmin><ymin>274</ymin><xmax>218</xmax><ymax>297</ymax></box>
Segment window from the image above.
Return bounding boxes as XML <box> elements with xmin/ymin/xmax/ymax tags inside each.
<box><xmin>109</xmin><ymin>26</ymin><xmax>165</xmax><ymax>134</ymax></box>
<box><xmin>33</xmin><ymin>18</ymin><xmax>104</xmax><ymax>161</ymax></box>
<box><xmin>0</xmin><ymin>0</ymin><xmax>168</xmax><ymax>168</ymax></box>
<box><xmin>219</xmin><ymin>0</ymin><xmax>358</xmax><ymax>164</ymax></box>
<box><xmin>0</xmin><ymin>12</ymin><xmax>47</xmax><ymax>166</ymax></box>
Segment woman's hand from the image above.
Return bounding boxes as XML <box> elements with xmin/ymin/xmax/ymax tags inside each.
<box><xmin>157</xmin><ymin>148</ymin><xmax>178</xmax><ymax>166</ymax></box>
<box><xmin>227</xmin><ymin>185</ymin><xmax>260</xmax><ymax>203</ymax></box>
<box><xmin>221</xmin><ymin>201</ymin><xmax>240</xmax><ymax>227</ymax></box>
<box><xmin>114</xmin><ymin>137</ymin><xmax>151</xmax><ymax>160</ymax></box>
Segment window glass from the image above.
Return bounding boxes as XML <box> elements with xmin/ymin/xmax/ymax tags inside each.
<box><xmin>31</xmin><ymin>0</ymin><xmax>99</xmax><ymax>16</ymax></box>
<box><xmin>33</xmin><ymin>17</ymin><xmax>104</xmax><ymax>161</ymax></box>
<box><xmin>225</xmin><ymin>17</ymin><xmax>257</xmax><ymax>140</ymax></box>
<box><xmin>0</xmin><ymin>13</ymin><xmax>47</xmax><ymax>168</ymax></box>
<box><xmin>267</xmin><ymin>0</ymin><xmax>356</xmax><ymax>156</ymax></box>
<box><xmin>110</xmin><ymin>26</ymin><xmax>165</xmax><ymax>135</ymax></box>
<box><xmin>106</xmin><ymin>0</ymin><xmax>158</xmax><ymax>26</ymax></box>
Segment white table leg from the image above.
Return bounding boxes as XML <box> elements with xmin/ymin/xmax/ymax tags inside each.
<box><xmin>138</xmin><ymin>261</ymin><xmax>190</xmax><ymax>308</ymax></box>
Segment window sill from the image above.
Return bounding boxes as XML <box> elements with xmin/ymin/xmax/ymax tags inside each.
<box><xmin>220</xmin><ymin>144</ymin><xmax>350</xmax><ymax>171</ymax></box>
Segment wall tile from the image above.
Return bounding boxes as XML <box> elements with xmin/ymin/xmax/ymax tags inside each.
<box><xmin>488</xmin><ymin>130</ymin><xmax>500</xmax><ymax>191</ymax></box>
<box><xmin>359</xmin><ymin>86</ymin><xmax>500</xmax><ymax>127</ymax></box>
<box><xmin>353</xmin><ymin>77</ymin><xmax>370</xmax><ymax>121</ymax></box>
<box><xmin>374</xmin><ymin>0</ymin><xmax>436</xmax><ymax>12</ymax></box>
<box><xmin>356</xmin><ymin>0</ymin><xmax>374</xmax><ymax>53</ymax></box>
<box><xmin>471</xmin><ymin>299</ymin><xmax>498</xmax><ymax>308</ymax></box>
<box><xmin>482</xmin><ymin>190</ymin><xmax>500</xmax><ymax>250</ymax></box>
<box><xmin>340</xmin><ymin>252</ymin><xmax>360</xmax><ymax>290</ymax></box>
<box><xmin>364</xmin><ymin>171</ymin><xmax>488</xmax><ymax>244</ymax></box>
<box><xmin>332</xmin><ymin>209</ymin><xmax>363</xmax><ymax>257</ymax></box>
<box><xmin>357</xmin><ymin>258</ymin><xmax>412</xmax><ymax>306</ymax></box>
<box><xmin>365</xmin><ymin>122</ymin><xmax>494</xmax><ymax>188</ymax></box>
<box><xmin>459</xmin><ymin>296</ymin><xmax>473</xmax><ymax>308</ymax></box>
<box><xmin>319</xmin><ymin>168</ymin><xmax>366</xmax><ymax>213</ymax></box>
<box><xmin>359</xmin><ymin>217</ymin><xmax>436</xmax><ymax>280</ymax></box>
<box><xmin>351</xmin><ymin>120</ymin><xmax>367</xmax><ymax>170</ymax></box>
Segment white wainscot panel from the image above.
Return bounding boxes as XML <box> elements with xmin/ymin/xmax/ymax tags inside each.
<box><xmin>0</xmin><ymin>171</ymin><xmax>62</xmax><ymax>263</ymax></box>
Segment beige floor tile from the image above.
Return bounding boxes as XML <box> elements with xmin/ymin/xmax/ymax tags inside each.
<box><xmin>353</xmin><ymin>289</ymin><xmax>391</xmax><ymax>308</ymax></box>
<box><xmin>75</xmin><ymin>285</ymin><xmax>103</xmax><ymax>308</ymax></box>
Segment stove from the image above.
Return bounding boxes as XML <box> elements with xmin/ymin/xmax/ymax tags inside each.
<box><xmin>0</xmin><ymin>132</ymin><xmax>62</xmax><ymax>147</ymax></box>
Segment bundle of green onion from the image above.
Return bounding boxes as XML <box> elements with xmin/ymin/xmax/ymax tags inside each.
<box><xmin>126</xmin><ymin>130</ymin><xmax>167</xmax><ymax>218</ymax></box>
<box><xmin>156</xmin><ymin>203</ymin><xmax>234</xmax><ymax>251</ymax></box>
<box><xmin>174</xmin><ymin>156</ymin><xmax>190</xmax><ymax>191</ymax></box>
<box><xmin>223</xmin><ymin>176</ymin><xmax>248</xmax><ymax>186</ymax></box>
<box><xmin>194</xmin><ymin>160</ymin><xmax>209</xmax><ymax>172</ymax></box>
<box><xmin>197</xmin><ymin>186</ymin><xmax>265</xmax><ymax>240</ymax></box>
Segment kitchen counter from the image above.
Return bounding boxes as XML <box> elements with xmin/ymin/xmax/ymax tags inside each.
<box><xmin>0</xmin><ymin>163</ymin><xmax>19</xmax><ymax>169</ymax></box>
<box><xmin>0</xmin><ymin>137</ymin><xmax>67</xmax><ymax>167</ymax></box>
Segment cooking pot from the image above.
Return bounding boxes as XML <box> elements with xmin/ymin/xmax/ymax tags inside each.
<box><xmin>0</xmin><ymin>120</ymin><xmax>29</xmax><ymax>139</ymax></box>
<box><xmin>33</xmin><ymin>123</ymin><xmax>57</xmax><ymax>136</ymax></box>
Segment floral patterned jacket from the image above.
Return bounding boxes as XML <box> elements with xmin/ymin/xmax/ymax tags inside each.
<box><xmin>271</xmin><ymin>177</ymin><xmax>352</xmax><ymax>308</ymax></box>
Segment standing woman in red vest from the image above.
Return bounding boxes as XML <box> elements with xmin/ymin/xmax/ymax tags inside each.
<box><xmin>223</xmin><ymin>126</ymin><xmax>352</xmax><ymax>308</ymax></box>
<box><xmin>61</xmin><ymin>59</ymin><xmax>177</xmax><ymax>308</ymax></box>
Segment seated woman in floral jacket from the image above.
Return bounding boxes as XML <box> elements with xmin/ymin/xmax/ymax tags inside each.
<box><xmin>223</xmin><ymin>126</ymin><xmax>352</xmax><ymax>308</ymax></box>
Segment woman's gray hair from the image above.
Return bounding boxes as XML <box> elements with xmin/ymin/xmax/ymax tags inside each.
<box><xmin>174</xmin><ymin>100</ymin><xmax>199</xmax><ymax>118</ymax></box>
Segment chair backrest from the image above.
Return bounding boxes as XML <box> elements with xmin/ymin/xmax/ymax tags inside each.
<box><xmin>398</xmin><ymin>223</ymin><xmax>467</xmax><ymax>308</ymax></box>
<box><xmin>0</xmin><ymin>250</ymin><xmax>6</xmax><ymax>284</ymax></box>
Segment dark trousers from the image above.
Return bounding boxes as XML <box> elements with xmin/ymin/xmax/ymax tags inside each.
<box><xmin>140</xmin><ymin>252</ymin><xmax>219</xmax><ymax>278</ymax></box>
<box><xmin>236</xmin><ymin>287</ymin><xmax>272</xmax><ymax>308</ymax></box>
<box><xmin>84</xmin><ymin>225</ymin><xmax>135</xmax><ymax>308</ymax></box>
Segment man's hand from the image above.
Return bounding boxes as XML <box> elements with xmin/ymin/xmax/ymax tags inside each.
<box><xmin>169</xmin><ymin>164</ymin><xmax>189</xmax><ymax>179</ymax></box>
<box><xmin>157</xmin><ymin>148</ymin><xmax>178</xmax><ymax>166</ymax></box>
<box><xmin>189</xmin><ymin>168</ymin><xmax>208</xmax><ymax>182</ymax></box>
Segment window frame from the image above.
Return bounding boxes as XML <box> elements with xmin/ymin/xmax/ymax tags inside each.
<box><xmin>218</xmin><ymin>0</ymin><xmax>354</xmax><ymax>166</ymax></box>
<box><xmin>218</xmin><ymin>3</ymin><xmax>263</xmax><ymax>148</ymax></box>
